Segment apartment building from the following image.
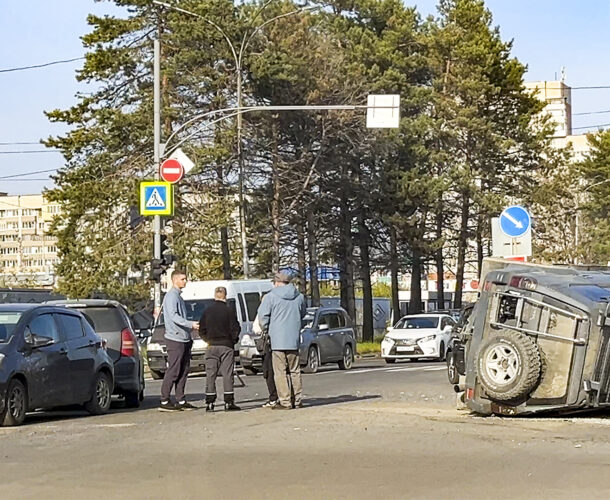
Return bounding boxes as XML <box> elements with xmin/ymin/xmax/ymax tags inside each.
<box><xmin>0</xmin><ymin>193</ymin><xmax>61</xmax><ymax>286</ymax></box>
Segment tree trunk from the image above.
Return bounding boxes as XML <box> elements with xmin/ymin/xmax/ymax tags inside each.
<box><xmin>296</xmin><ymin>217</ymin><xmax>307</xmax><ymax>295</ymax></box>
<box><xmin>307</xmin><ymin>208</ymin><xmax>320</xmax><ymax>307</ymax></box>
<box><xmin>435</xmin><ymin>207</ymin><xmax>445</xmax><ymax>310</ymax></box>
<box><xmin>454</xmin><ymin>191</ymin><xmax>470</xmax><ymax>309</ymax></box>
<box><xmin>220</xmin><ymin>226</ymin><xmax>231</xmax><ymax>279</ymax></box>
<box><xmin>339</xmin><ymin>190</ymin><xmax>356</xmax><ymax>324</ymax></box>
<box><xmin>358</xmin><ymin>212</ymin><xmax>374</xmax><ymax>342</ymax></box>
<box><xmin>271</xmin><ymin>119</ymin><xmax>281</xmax><ymax>274</ymax></box>
<box><xmin>390</xmin><ymin>225</ymin><xmax>401</xmax><ymax>325</ymax></box>
<box><xmin>476</xmin><ymin>214</ymin><xmax>484</xmax><ymax>279</ymax></box>
<box><xmin>409</xmin><ymin>246</ymin><xmax>423</xmax><ymax>314</ymax></box>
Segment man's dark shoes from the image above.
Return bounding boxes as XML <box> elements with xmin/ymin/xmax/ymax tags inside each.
<box><xmin>225</xmin><ymin>402</ymin><xmax>241</xmax><ymax>412</ymax></box>
<box><xmin>271</xmin><ymin>404</ymin><xmax>291</xmax><ymax>410</ymax></box>
<box><xmin>158</xmin><ymin>401</ymin><xmax>182</xmax><ymax>412</ymax></box>
<box><xmin>177</xmin><ymin>401</ymin><xmax>197</xmax><ymax>411</ymax></box>
<box><xmin>206</xmin><ymin>403</ymin><xmax>215</xmax><ymax>412</ymax></box>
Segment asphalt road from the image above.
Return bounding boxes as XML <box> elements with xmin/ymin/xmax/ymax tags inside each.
<box><xmin>3</xmin><ymin>359</ymin><xmax>610</xmax><ymax>499</ymax></box>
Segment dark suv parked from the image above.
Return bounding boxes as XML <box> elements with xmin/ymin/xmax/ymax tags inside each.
<box><xmin>0</xmin><ymin>304</ymin><xmax>114</xmax><ymax>426</ymax></box>
<box><xmin>46</xmin><ymin>300</ymin><xmax>145</xmax><ymax>407</ymax></box>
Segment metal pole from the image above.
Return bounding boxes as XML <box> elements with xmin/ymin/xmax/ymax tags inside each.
<box><xmin>153</xmin><ymin>38</ymin><xmax>162</xmax><ymax>315</ymax></box>
<box><xmin>236</xmin><ymin>69</ymin><xmax>249</xmax><ymax>278</ymax></box>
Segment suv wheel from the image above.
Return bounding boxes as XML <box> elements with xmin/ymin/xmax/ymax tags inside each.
<box><xmin>242</xmin><ymin>366</ymin><xmax>258</xmax><ymax>376</ymax></box>
<box><xmin>1</xmin><ymin>379</ymin><xmax>27</xmax><ymax>427</ymax></box>
<box><xmin>338</xmin><ymin>344</ymin><xmax>353</xmax><ymax>370</ymax></box>
<box><xmin>304</xmin><ymin>346</ymin><xmax>319</xmax><ymax>374</ymax></box>
<box><xmin>447</xmin><ymin>351</ymin><xmax>459</xmax><ymax>385</ymax></box>
<box><xmin>85</xmin><ymin>371</ymin><xmax>112</xmax><ymax>415</ymax></box>
<box><xmin>150</xmin><ymin>369</ymin><xmax>164</xmax><ymax>380</ymax></box>
<box><xmin>478</xmin><ymin>330</ymin><xmax>541</xmax><ymax>401</ymax></box>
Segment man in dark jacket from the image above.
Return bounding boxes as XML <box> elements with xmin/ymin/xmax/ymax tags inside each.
<box><xmin>199</xmin><ymin>287</ymin><xmax>241</xmax><ymax>411</ymax></box>
<box><xmin>257</xmin><ymin>271</ymin><xmax>307</xmax><ymax>410</ymax></box>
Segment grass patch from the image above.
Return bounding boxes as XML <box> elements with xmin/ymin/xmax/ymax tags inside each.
<box><xmin>357</xmin><ymin>341</ymin><xmax>381</xmax><ymax>355</ymax></box>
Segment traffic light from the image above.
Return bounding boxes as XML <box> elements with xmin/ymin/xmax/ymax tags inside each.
<box><xmin>151</xmin><ymin>258</ymin><xmax>165</xmax><ymax>283</ymax></box>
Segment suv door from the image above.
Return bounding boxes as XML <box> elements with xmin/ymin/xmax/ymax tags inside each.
<box><xmin>56</xmin><ymin>312</ymin><xmax>96</xmax><ymax>403</ymax></box>
<box><xmin>24</xmin><ymin>312</ymin><xmax>71</xmax><ymax>408</ymax></box>
<box><xmin>317</xmin><ymin>312</ymin><xmax>343</xmax><ymax>361</ymax></box>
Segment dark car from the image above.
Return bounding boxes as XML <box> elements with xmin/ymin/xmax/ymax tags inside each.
<box><xmin>0</xmin><ymin>304</ymin><xmax>114</xmax><ymax>426</ymax></box>
<box><xmin>46</xmin><ymin>300</ymin><xmax>145</xmax><ymax>407</ymax></box>
<box><xmin>300</xmin><ymin>307</ymin><xmax>356</xmax><ymax>373</ymax></box>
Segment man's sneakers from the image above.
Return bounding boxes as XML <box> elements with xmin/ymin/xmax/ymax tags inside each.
<box><xmin>262</xmin><ymin>400</ymin><xmax>278</xmax><ymax>408</ymax></box>
<box><xmin>206</xmin><ymin>403</ymin><xmax>215</xmax><ymax>412</ymax></box>
<box><xmin>177</xmin><ymin>401</ymin><xmax>198</xmax><ymax>411</ymax></box>
<box><xmin>158</xmin><ymin>401</ymin><xmax>182</xmax><ymax>412</ymax></box>
<box><xmin>225</xmin><ymin>402</ymin><xmax>242</xmax><ymax>412</ymax></box>
<box><xmin>271</xmin><ymin>404</ymin><xmax>291</xmax><ymax>410</ymax></box>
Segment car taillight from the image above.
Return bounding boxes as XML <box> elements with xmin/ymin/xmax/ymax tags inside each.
<box><xmin>120</xmin><ymin>328</ymin><xmax>137</xmax><ymax>357</ymax></box>
<box><xmin>508</xmin><ymin>275</ymin><xmax>537</xmax><ymax>291</ymax></box>
<box><xmin>466</xmin><ymin>387</ymin><xmax>475</xmax><ymax>400</ymax></box>
<box><xmin>483</xmin><ymin>280</ymin><xmax>492</xmax><ymax>292</ymax></box>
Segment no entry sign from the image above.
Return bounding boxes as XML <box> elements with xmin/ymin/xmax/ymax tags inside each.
<box><xmin>160</xmin><ymin>158</ymin><xmax>184</xmax><ymax>183</ymax></box>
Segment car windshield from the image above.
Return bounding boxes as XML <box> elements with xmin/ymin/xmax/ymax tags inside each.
<box><xmin>78</xmin><ymin>307</ymin><xmax>126</xmax><ymax>332</ymax></box>
<box><xmin>395</xmin><ymin>317</ymin><xmax>439</xmax><ymax>329</ymax></box>
<box><xmin>184</xmin><ymin>299</ymin><xmax>237</xmax><ymax>322</ymax></box>
<box><xmin>0</xmin><ymin>311</ymin><xmax>22</xmax><ymax>342</ymax></box>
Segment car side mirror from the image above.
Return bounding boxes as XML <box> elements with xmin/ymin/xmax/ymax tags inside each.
<box><xmin>318</xmin><ymin>324</ymin><xmax>329</xmax><ymax>331</ymax></box>
<box><xmin>29</xmin><ymin>333</ymin><xmax>54</xmax><ymax>348</ymax></box>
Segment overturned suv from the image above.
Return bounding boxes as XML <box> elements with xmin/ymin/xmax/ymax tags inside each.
<box><xmin>463</xmin><ymin>258</ymin><xmax>610</xmax><ymax>416</ymax></box>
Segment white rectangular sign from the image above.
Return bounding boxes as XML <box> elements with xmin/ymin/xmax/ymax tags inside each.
<box><xmin>492</xmin><ymin>217</ymin><xmax>532</xmax><ymax>258</ymax></box>
<box><xmin>366</xmin><ymin>94</ymin><xmax>400</xmax><ymax>128</ymax></box>
<box><xmin>169</xmin><ymin>148</ymin><xmax>195</xmax><ymax>174</ymax></box>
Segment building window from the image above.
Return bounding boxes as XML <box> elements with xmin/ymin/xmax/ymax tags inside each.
<box><xmin>22</xmin><ymin>221</ymin><xmax>35</xmax><ymax>229</ymax></box>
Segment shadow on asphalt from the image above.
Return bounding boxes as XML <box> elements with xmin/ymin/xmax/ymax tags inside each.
<box><xmin>302</xmin><ymin>394</ymin><xmax>380</xmax><ymax>408</ymax></box>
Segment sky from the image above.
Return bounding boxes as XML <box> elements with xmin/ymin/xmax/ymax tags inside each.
<box><xmin>1</xmin><ymin>0</ymin><xmax>610</xmax><ymax>195</ymax></box>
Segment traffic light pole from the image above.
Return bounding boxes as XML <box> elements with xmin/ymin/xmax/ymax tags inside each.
<box><xmin>153</xmin><ymin>37</ymin><xmax>162</xmax><ymax>316</ymax></box>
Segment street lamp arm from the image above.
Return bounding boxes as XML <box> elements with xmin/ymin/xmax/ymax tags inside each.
<box><xmin>152</xmin><ymin>1</ymin><xmax>239</xmax><ymax>68</ymax></box>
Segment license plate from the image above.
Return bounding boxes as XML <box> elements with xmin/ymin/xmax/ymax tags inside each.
<box><xmin>397</xmin><ymin>346</ymin><xmax>415</xmax><ymax>352</ymax></box>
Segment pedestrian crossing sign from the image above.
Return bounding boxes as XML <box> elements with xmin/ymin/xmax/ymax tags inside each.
<box><xmin>139</xmin><ymin>181</ymin><xmax>173</xmax><ymax>216</ymax></box>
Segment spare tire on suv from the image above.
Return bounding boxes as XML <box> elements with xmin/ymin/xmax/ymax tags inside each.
<box><xmin>477</xmin><ymin>330</ymin><xmax>541</xmax><ymax>402</ymax></box>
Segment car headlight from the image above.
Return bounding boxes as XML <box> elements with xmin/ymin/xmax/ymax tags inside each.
<box><xmin>419</xmin><ymin>335</ymin><xmax>436</xmax><ymax>343</ymax></box>
<box><xmin>382</xmin><ymin>336</ymin><xmax>395</xmax><ymax>344</ymax></box>
<box><xmin>241</xmin><ymin>334</ymin><xmax>256</xmax><ymax>347</ymax></box>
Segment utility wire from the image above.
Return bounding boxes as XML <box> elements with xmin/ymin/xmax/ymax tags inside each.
<box><xmin>0</xmin><ymin>168</ymin><xmax>58</xmax><ymax>180</ymax></box>
<box><xmin>0</xmin><ymin>150</ymin><xmax>59</xmax><ymax>154</ymax></box>
<box><xmin>572</xmin><ymin>123</ymin><xmax>610</xmax><ymax>131</ymax></box>
<box><xmin>0</xmin><ymin>57</ymin><xmax>84</xmax><ymax>74</ymax></box>
<box><xmin>0</xmin><ymin>141</ymin><xmax>41</xmax><ymax>145</ymax></box>
<box><xmin>573</xmin><ymin>110</ymin><xmax>610</xmax><ymax>116</ymax></box>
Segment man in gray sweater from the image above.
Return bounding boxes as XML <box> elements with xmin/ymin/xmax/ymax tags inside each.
<box><xmin>257</xmin><ymin>271</ymin><xmax>307</xmax><ymax>410</ymax></box>
<box><xmin>159</xmin><ymin>270</ymin><xmax>199</xmax><ymax>412</ymax></box>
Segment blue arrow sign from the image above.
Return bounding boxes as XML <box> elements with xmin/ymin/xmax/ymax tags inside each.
<box><xmin>499</xmin><ymin>205</ymin><xmax>531</xmax><ymax>238</ymax></box>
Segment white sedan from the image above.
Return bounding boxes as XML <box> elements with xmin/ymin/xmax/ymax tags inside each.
<box><xmin>381</xmin><ymin>314</ymin><xmax>456</xmax><ymax>363</ymax></box>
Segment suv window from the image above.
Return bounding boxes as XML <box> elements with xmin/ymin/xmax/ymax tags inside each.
<box><xmin>244</xmin><ymin>293</ymin><xmax>261</xmax><ymax>321</ymax></box>
<box><xmin>56</xmin><ymin>313</ymin><xmax>84</xmax><ymax>341</ymax></box>
<box><xmin>320</xmin><ymin>313</ymin><xmax>342</xmax><ymax>329</ymax></box>
<box><xmin>79</xmin><ymin>307</ymin><xmax>127</xmax><ymax>332</ymax></box>
<box><xmin>28</xmin><ymin>313</ymin><xmax>61</xmax><ymax>342</ymax></box>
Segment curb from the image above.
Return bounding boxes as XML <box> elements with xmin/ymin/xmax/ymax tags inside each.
<box><xmin>356</xmin><ymin>353</ymin><xmax>381</xmax><ymax>359</ymax></box>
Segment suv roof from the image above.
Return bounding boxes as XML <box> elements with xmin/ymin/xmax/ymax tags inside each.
<box><xmin>45</xmin><ymin>299</ymin><xmax>125</xmax><ymax>308</ymax></box>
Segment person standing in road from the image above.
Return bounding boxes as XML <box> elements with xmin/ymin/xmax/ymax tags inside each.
<box><xmin>253</xmin><ymin>294</ymin><xmax>278</xmax><ymax>408</ymax></box>
<box><xmin>257</xmin><ymin>271</ymin><xmax>307</xmax><ymax>410</ymax></box>
<box><xmin>199</xmin><ymin>287</ymin><xmax>242</xmax><ymax>412</ymax></box>
<box><xmin>160</xmin><ymin>270</ymin><xmax>199</xmax><ymax>412</ymax></box>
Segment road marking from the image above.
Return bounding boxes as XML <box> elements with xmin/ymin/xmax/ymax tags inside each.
<box><xmin>423</xmin><ymin>366</ymin><xmax>447</xmax><ymax>371</ymax></box>
<box><xmin>345</xmin><ymin>365</ymin><xmax>441</xmax><ymax>375</ymax></box>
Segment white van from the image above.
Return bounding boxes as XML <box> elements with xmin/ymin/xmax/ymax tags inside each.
<box><xmin>146</xmin><ymin>279</ymin><xmax>272</xmax><ymax>379</ymax></box>
<box><xmin>181</xmin><ymin>279</ymin><xmax>273</xmax><ymax>337</ymax></box>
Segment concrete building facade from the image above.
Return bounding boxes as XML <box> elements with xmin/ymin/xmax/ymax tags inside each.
<box><xmin>0</xmin><ymin>193</ymin><xmax>61</xmax><ymax>286</ymax></box>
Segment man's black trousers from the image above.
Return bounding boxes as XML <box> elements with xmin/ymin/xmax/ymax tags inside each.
<box><xmin>205</xmin><ymin>345</ymin><xmax>235</xmax><ymax>404</ymax></box>
<box><xmin>161</xmin><ymin>338</ymin><xmax>193</xmax><ymax>403</ymax></box>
